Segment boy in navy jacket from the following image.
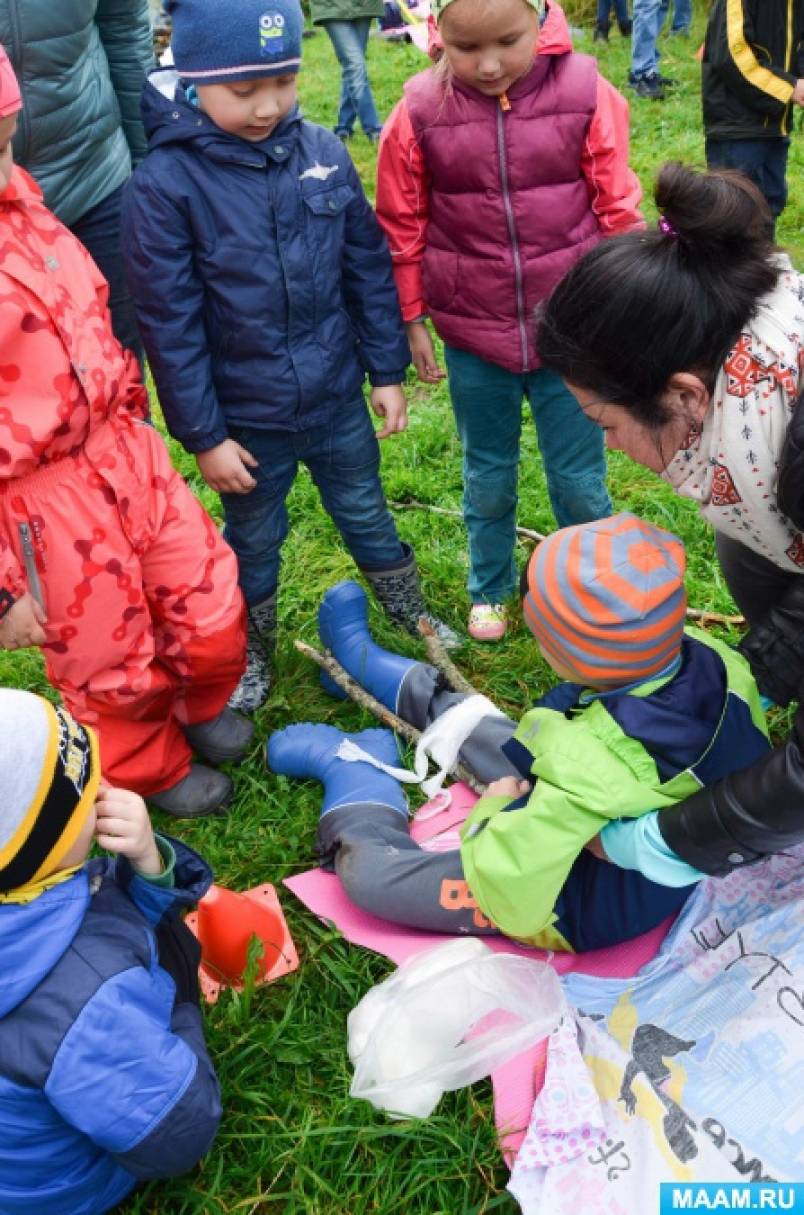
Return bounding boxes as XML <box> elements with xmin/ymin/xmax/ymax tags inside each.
<box><xmin>123</xmin><ymin>0</ymin><xmax>454</xmax><ymax>714</ymax></box>
<box><xmin>0</xmin><ymin>689</ymin><xmax>220</xmax><ymax>1214</ymax></box>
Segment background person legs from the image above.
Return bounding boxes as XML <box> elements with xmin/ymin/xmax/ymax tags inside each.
<box><xmin>321</xmin><ymin>19</ymin><xmax>382</xmax><ymax>139</ymax></box>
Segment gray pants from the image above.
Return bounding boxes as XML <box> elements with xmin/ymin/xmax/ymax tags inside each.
<box><xmin>317</xmin><ymin>663</ymin><xmax>520</xmax><ymax>935</ymax></box>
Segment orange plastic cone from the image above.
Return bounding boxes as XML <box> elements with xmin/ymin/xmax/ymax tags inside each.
<box><xmin>187</xmin><ymin>882</ymin><xmax>299</xmax><ymax>1002</ymax></box>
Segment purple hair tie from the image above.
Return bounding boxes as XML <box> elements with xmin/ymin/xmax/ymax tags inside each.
<box><xmin>658</xmin><ymin>215</ymin><xmax>679</xmax><ymax>238</ymax></box>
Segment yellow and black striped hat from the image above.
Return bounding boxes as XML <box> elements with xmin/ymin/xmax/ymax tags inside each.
<box><xmin>0</xmin><ymin>691</ymin><xmax>100</xmax><ymax>894</ymax></box>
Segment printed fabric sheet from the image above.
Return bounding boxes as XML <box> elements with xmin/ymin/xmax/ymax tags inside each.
<box><xmin>509</xmin><ymin>844</ymin><xmax>804</xmax><ymax>1213</ymax></box>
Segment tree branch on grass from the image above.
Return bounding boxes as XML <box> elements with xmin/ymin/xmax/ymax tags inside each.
<box><xmin>390</xmin><ymin>498</ymin><xmax>746</xmax><ymax>628</ymax></box>
<box><xmin>417</xmin><ymin>617</ymin><xmax>480</xmax><ymax>695</ymax></box>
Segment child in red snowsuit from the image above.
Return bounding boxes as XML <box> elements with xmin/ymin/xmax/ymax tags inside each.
<box><xmin>0</xmin><ymin>48</ymin><xmax>248</xmax><ymax>818</ymax></box>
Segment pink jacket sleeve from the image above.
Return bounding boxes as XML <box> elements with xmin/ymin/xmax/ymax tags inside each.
<box><xmin>375</xmin><ymin>98</ymin><xmax>431</xmax><ymax>322</ymax></box>
<box><xmin>581</xmin><ymin>75</ymin><xmax>645</xmax><ymax>236</ymax></box>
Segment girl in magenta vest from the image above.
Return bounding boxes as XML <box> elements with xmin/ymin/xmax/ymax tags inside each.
<box><xmin>376</xmin><ymin>0</ymin><xmax>643</xmax><ymax>640</ymax></box>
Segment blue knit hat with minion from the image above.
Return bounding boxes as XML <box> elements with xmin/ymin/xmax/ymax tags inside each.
<box><xmin>167</xmin><ymin>0</ymin><xmax>304</xmax><ymax>84</ymax></box>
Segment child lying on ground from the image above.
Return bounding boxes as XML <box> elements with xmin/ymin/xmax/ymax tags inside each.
<box><xmin>269</xmin><ymin>513</ymin><xmax>770</xmax><ymax>950</ymax></box>
<box><xmin>0</xmin><ymin>690</ymin><xmax>220</xmax><ymax>1215</ymax></box>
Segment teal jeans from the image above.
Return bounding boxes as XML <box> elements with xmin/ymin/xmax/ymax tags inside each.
<box><xmin>445</xmin><ymin>346</ymin><xmax>611</xmax><ymax>602</ymax></box>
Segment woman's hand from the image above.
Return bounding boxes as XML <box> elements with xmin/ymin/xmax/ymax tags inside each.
<box><xmin>370</xmin><ymin>384</ymin><xmax>408</xmax><ymax>438</ymax></box>
<box><xmin>0</xmin><ymin>592</ymin><xmax>47</xmax><ymax>650</ymax></box>
<box><xmin>196</xmin><ymin>439</ymin><xmax>258</xmax><ymax>494</ymax></box>
<box><xmin>406</xmin><ymin>321</ymin><xmax>445</xmax><ymax>384</ymax></box>
<box><xmin>485</xmin><ymin>776</ymin><xmax>532</xmax><ymax>799</ymax></box>
<box><xmin>94</xmin><ymin>783</ymin><xmax>162</xmax><ymax>876</ymax></box>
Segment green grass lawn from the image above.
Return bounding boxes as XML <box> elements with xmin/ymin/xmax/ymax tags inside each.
<box><xmin>11</xmin><ymin>4</ymin><xmax>804</xmax><ymax>1211</ymax></box>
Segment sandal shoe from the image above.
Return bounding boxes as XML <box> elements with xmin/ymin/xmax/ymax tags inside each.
<box><xmin>468</xmin><ymin>603</ymin><xmax>507</xmax><ymax>642</ymax></box>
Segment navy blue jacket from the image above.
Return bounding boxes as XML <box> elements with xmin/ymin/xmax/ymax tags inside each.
<box><xmin>0</xmin><ymin>839</ymin><xmax>220</xmax><ymax>1214</ymax></box>
<box><xmin>122</xmin><ymin>72</ymin><xmax>410</xmax><ymax>454</ymax></box>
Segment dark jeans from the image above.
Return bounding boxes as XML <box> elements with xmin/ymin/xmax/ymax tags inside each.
<box><xmin>221</xmin><ymin>400</ymin><xmax>405</xmax><ymax>606</ymax></box>
<box><xmin>597</xmin><ymin>0</ymin><xmax>630</xmax><ymax>25</ymax></box>
<box><xmin>706</xmin><ymin>137</ymin><xmax>790</xmax><ymax>221</ymax></box>
<box><xmin>318</xmin><ymin>662</ymin><xmax>691</xmax><ymax>950</ymax></box>
<box><xmin>715</xmin><ymin>531</ymin><xmax>799</xmax><ymax>625</ymax></box>
<box><xmin>70</xmin><ymin>183</ymin><xmax>144</xmax><ymax>361</ymax></box>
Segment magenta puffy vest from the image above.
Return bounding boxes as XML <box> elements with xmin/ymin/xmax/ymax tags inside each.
<box><xmin>406</xmin><ymin>53</ymin><xmax>601</xmax><ymax>373</ymax></box>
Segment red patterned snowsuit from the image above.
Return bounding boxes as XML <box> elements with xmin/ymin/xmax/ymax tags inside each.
<box><xmin>0</xmin><ymin>167</ymin><xmax>246</xmax><ymax>795</ymax></box>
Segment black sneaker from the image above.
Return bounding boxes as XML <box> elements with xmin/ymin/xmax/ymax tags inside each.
<box><xmin>657</xmin><ymin>72</ymin><xmax>678</xmax><ymax>87</ymax></box>
<box><xmin>593</xmin><ymin>22</ymin><xmax>609</xmax><ymax>41</ymax></box>
<box><xmin>633</xmin><ymin>74</ymin><xmax>665</xmax><ymax>100</ymax></box>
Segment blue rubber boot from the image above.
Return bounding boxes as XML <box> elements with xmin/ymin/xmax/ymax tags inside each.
<box><xmin>267</xmin><ymin>723</ymin><xmax>408</xmax><ymax>818</ymax></box>
<box><xmin>319</xmin><ymin>581</ymin><xmax>417</xmax><ymax>711</ymax></box>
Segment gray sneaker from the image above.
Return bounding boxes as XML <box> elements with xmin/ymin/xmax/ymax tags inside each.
<box><xmin>149</xmin><ymin>763</ymin><xmax>233</xmax><ymax>818</ymax></box>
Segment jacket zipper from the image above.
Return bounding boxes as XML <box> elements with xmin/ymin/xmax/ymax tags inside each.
<box><xmin>496</xmin><ymin>94</ymin><xmax>529</xmax><ymax>373</ymax></box>
<box><xmin>7</xmin><ymin>2</ymin><xmax>29</xmax><ymax>163</ymax></box>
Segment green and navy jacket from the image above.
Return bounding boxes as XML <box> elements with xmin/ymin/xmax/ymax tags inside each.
<box><xmin>460</xmin><ymin>630</ymin><xmax>770</xmax><ymax>949</ymax></box>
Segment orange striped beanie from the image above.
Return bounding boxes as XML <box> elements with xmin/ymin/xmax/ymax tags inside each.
<box><xmin>523</xmin><ymin>513</ymin><xmax>687</xmax><ymax>688</ymax></box>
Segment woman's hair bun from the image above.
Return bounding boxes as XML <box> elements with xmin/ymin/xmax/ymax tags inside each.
<box><xmin>655</xmin><ymin>161</ymin><xmax>774</xmax><ymax>260</ymax></box>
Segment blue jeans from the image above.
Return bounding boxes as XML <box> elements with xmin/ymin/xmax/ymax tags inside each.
<box><xmin>322</xmin><ymin>18</ymin><xmax>382</xmax><ymax>137</ymax></box>
<box><xmin>706</xmin><ymin>137</ymin><xmax>790</xmax><ymax>221</ymax></box>
<box><xmin>659</xmin><ymin>0</ymin><xmax>690</xmax><ymax>32</ymax></box>
<box><xmin>597</xmin><ymin>0</ymin><xmax>630</xmax><ymax>26</ymax></box>
<box><xmin>220</xmin><ymin>401</ymin><xmax>405</xmax><ymax>606</ymax></box>
<box><xmin>70</xmin><ymin>183</ymin><xmax>144</xmax><ymax>362</ymax></box>
<box><xmin>630</xmin><ymin>0</ymin><xmax>664</xmax><ymax>78</ymax></box>
<box><xmin>444</xmin><ymin>346</ymin><xmax>612</xmax><ymax>603</ymax></box>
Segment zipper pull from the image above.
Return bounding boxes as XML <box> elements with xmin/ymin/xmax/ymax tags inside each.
<box><xmin>499</xmin><ymin>91</ymin><xmax>511</xmax><ymax>112</ymax></box>
<box><xmin>19</xmin><ymin>521</ymin><xmax>46</xmax><ymax>613</ymax></box>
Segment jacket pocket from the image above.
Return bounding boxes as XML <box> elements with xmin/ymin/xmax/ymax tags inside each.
<box><xmin>302</xmin><ymin>184</ymin><xmax>354</xmax><ymax>217</ymax></box>
<box><xmin>423</xmin><ymin>250</ymin><xmax>459</xmax><ymax>313</ymax></box>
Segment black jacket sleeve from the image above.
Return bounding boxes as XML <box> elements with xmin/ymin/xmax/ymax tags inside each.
<box><xmin>707</xmin><ymin>0</ymin><xmax>797</xmax><ymax>119</ymax></box>
<box><xmin>738</xmin><ymin>577</ymin><xmax>804</xmax><ymax>708</ymax></box>
<box><xmin>658</xmin><ymin>699</ymin><xmax>804</xmax><ymax>876</ymax></box>
<box><xmin>776</xmin><ymin>384</ymin><xmax>804</xmax><ymax>533</ymax></box>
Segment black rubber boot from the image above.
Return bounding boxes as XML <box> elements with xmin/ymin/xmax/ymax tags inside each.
<box><xmin>593</xmin><ymin>20</ymin><xmax>610</xmax><ymax>41</ymax></box>
<box><xmin>149</xmin><ymin>763</ymin><xmax>233</xmax><ymax>818</ymax></box>
<box><xmin>228</xmin><ymin>593</ymin><xmax>277</xmax><ymax>713</ymax></box>
<box><xmin>360</xmin><ymin>543</ymin><xmax>460</xmax><ymax>649</ymax></box>
<box><xmin>184</xmin><ymin>707</ymin><xmax>255</xmax><ymax>765</ymax></box>
<box><xmin>618</xmin><ymin>18</ymin><xmax>632</xmax><ymax>35</ymax></box>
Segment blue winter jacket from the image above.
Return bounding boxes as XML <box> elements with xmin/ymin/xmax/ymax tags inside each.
<box><xmin>0</xmin><ymin>839</ymin><xmax>221</xmax><ymax>1215</ymax></box>
<box><xmin>121</xmin><ymin>72</ymin><xmax>411</xmax><ymax>454</ymax></box>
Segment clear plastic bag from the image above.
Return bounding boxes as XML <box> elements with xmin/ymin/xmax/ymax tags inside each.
<box><xmin>347</xmin><ymin>938</ymin><xmax>565</xmax><ymax>1119</ymax></box>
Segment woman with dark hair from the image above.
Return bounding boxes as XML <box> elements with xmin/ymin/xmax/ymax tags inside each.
<box><xmin>538</xmin><ymin>161</ymin><xmax>804</xmax><ymax>880</ymax></box>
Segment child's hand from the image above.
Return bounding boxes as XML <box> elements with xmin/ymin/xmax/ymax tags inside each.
<box><xmin>196</xmin><ymin>439</ymin><xmax>258</xmax><ymax>494</ymax></box>
<box><xmin>94</xmin><ymin>783</ymin><xmax>163</xmax><ymax>876</ymax></box>
<box><xmin>370</xmin><ymin>384</ymin><xmax>408</xmax><ymax>439</ymax></box>
<box><xmin>406</xmin><ymin>321</ymin><xmax>445</xmax><ymax>384</ymax></box>
<box><xmin>794</xmin><ymin>78</ymin><xmax>804</xmax><ymax>106</ymax></box>
<box><xmin>0</xmin><ymin>592</ymin><xmax>47</xmax><ymax>650</ymax></box>
<box><xmin>485</xmin><ymin>777</ymin><xmax>532</xmax><ymax>799</ymax></box>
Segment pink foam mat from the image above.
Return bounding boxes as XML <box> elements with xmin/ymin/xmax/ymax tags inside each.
<box><xmin>283</xmin><ymin>783</ymin><xmax>670</xmax><ymax>1161</ymax></box>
